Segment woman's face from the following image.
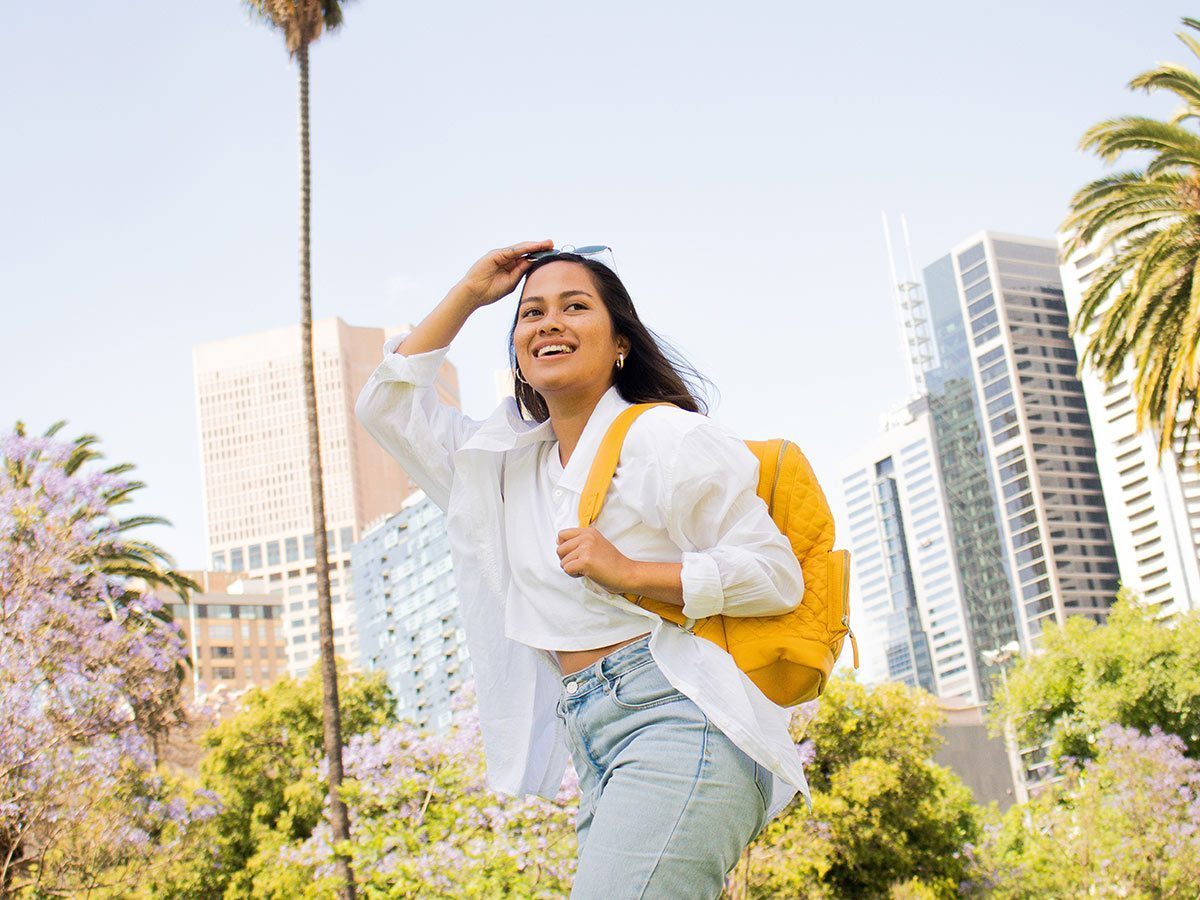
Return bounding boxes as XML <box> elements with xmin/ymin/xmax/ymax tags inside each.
<box><xmin>514</xmin><ymin>261</ymin><xmax>629</xmax><ymax>404</ymax></box>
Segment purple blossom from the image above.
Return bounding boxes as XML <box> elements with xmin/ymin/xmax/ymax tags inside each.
<box><xmin>0</xmin><ymin>427</ymin><xmax>197</xmax><ymax>892</ymax></box>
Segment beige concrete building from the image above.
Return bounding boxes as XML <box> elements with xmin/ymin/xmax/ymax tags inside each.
<box><xmin>193</xmin><ymin>318</ymin><xmax>461</xmax><ymax>677</ymax></box>
<box><xmin>164</xmin><ymin>571</ymin><xmax>288</xmax><ymax>701</ymax></box>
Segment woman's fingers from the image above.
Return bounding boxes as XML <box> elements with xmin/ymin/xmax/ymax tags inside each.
<box><xmin>497</xmin><ymin>239</ymin><xmax>553</xmax><ymax>261</ymax></box>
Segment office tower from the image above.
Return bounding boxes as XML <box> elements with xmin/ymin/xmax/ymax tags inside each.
<box><xmin>353</xmin><ymin>491</ymin><xmax>470</xmax><ymax>732</ymax></box>
<box><xmin>1059</xmin><ymin>243</ymin><xmax>1200</xmax><ymax>617</ymax></box>
<box><xmin>927</xmin><ymin>232</ymin><xmax>1119</xmax><ymax>647</ymax></box>
<box><xmin>843</xmin><ymin>398</ymin><xmax>982</xmax><ymax>702</ymax></box>
<box><xmin>161</xmin><ymin>571</ymin><xmax>287</xmax><ymax>701</ymax></box>
<box><xmin>193</xmin><ymin>318</ymin><xmax>461</xmax><ymax>677</ymax></box>
<box><xmin>921</xmin><ymin>251</ymin><xmax>1023</xmax><ymax>688</ymax></box>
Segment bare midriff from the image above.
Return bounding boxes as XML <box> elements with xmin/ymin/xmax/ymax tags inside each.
<box><xmin>555</xmin><ymin>632</ymin><xmax>653</xmax><ymax>677</ymax></box>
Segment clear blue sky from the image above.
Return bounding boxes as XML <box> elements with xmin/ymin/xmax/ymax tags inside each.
<box><xmin>0</xmin><ymin>1</ymin><xmax>1187</xmax><ymax>569</ymax></box>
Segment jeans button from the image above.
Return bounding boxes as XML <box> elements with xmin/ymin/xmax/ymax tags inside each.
<box><xmin>565</xmin><ymin>681</ymin><xmax>578</xmax><ymax>695</ymax></box>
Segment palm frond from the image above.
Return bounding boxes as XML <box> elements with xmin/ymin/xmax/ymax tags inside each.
<box><xmin>112</xmin><ymin>515</ymin><xmax>171</xmax><ymax>533</ymax></box>
<box><xmin>1129</xmin><ymin>62</ymin><xmax>1200</xmax><ymax>109</ymax></box>
<box><xmin>1080</xmin><ymin>116</ymin><xmax>1200</xmax><ymax>168</ymax></box>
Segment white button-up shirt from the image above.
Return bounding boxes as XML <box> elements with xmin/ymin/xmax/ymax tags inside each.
<box><xmin>355</xmin><ymin>336</ymin><xmax>811</xmax><ymax>818</ymax></box>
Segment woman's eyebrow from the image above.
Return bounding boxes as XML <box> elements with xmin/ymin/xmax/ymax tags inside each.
<box><xmin>518</xmin><ymin>290</ymin><xmax>593</xmax><ymax>307</ymax></box>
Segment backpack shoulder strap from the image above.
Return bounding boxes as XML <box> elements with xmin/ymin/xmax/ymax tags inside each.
<box><xmin>578</xmin><ymin>402</ymin><xmax>674</xmax><ymax>527</ymax></box>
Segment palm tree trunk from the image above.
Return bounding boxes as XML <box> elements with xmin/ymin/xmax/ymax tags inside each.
<box><xmin>297</xmin><ymin>41</ymin><xmax>356</xmax><ymax>900</ymax></box>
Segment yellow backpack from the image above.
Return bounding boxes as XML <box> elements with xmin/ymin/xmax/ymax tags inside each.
<box><xmin>579</xmin><ymin>403</ymin><xmax>858</xmax><ymax>707</ymax></box>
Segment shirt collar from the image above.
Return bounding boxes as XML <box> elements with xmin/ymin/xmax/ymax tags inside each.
<box><xmin>457</xmin><ymin>386</ymin><xmax>633</xmax><ymax>497</ymax></box>
<box><xmin>557</xmin><ymin>385</ymin><xmax>633</xmax><ymax>495</ymax></box>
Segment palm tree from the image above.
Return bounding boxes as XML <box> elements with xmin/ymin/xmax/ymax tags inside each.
<box><xmin>243</xmin><ymin>2</ymin><xmax>356</xmax><ymax>896</ymax></box>
<box><xmin>1063</xmin><ymin>17</ymin><xmax>1200</xmax><ymax>468</ymax></box>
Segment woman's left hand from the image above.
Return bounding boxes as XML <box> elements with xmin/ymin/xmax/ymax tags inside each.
<box><xmin>556</xmin><ymin>527</ymin><xmax>632</xmax><ymax>594</ymax></box>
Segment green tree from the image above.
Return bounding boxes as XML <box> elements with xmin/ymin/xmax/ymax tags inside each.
<box><xmin>994</xmin><ymin>595</ymin><xmax>1200</xmax><ymax>764</ymax></box>
<box><xmin>1063</xmin><ymin>16</ymin><xmax>1200</xmax><ymax>465</ymax></box>
<box><xmin>146</xmin><ymin>666</ymin><xmax>394</xmax><ymax>898</ymax></box>
<box><xmin>729</xmin><ymin>679</ymin><xmax>983</xmax><ymax>899</ymax></box>
<box><xmin>241</xmin><ymin>1</ymin><xmax>357</xmax><ymax>895</ymax></box>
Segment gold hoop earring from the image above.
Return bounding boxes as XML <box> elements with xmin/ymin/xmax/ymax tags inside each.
<box><xmin>616</xmin><ymin>354</ymin><xmax>625</xmax><ymax>370</ymax></box>
<box><xmin>514</xmin><ymin>368</ymin><xmax>529</xmax><ymax>386</ymax></box>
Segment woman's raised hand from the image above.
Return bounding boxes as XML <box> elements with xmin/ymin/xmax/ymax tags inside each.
<box><xmin>456</xmin><ymin>240</ymin><xmax>554</xmax><ymax>309</ymax></box>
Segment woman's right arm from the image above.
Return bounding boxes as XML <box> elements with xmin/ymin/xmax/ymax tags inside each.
<box><xmin>354</xmin><ymin>240</ymin><xmax>553</xmax><ymax>509</ymax></box>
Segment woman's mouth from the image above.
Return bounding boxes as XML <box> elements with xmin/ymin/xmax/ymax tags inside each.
<box><xmin>533</xmin><ymin>343</ymin><xmax>576</xmax><ymax>359</ymax></box>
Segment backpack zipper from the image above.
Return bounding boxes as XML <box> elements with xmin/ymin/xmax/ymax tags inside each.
<box><xmin>767</xmin><ymin>440</ymin><xmax>789</xmax><ymax>516</ymax></box>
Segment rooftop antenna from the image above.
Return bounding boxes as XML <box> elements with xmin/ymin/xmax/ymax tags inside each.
<box><xmin>882</xmin><ymin>212</ymin><xmax>938</xmax><ymax>397</ymax></box>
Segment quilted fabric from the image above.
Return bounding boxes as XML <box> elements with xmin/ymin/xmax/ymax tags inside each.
<box><xmin>625</xmin><ymin>436</ymin><xmax>854</xmax><ymax>706</ymax></box>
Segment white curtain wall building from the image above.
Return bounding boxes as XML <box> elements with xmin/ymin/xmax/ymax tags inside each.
<box><xmin>353</xmin><ymin>491</ymin><xmax>470</xmax><ymax>733</ymax></box>
<box><xmin>842</xmin><ymin>398</ymin><xmax>984</xmax><ymax>704</ymax></box>
<box><xmin>1058</xmin><ymin>238</ymin><xmax>1200</xmax><ymax>617</ymax></box>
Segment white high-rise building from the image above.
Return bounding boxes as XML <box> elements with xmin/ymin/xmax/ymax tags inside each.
<box><xmin>843</xmin><ymin>398</ymin><xmax>985</xmax><ymax>704</ymax></box>
<box><xmin>193</xmin><ymin>318</ymin><xmax>461</xmax><ymax>676</ymax></box>
<box><xmin>1059</xmin><ymin>242</ymin><xmax>1200</xmax><ymax>617</ymax></box>
<box><xmin>353</xmin><ymin>491</ymin><xmax>470</xmax><ymax>733</ymax></box>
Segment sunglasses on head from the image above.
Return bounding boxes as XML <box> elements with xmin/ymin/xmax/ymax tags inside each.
<box><xmin>524</xmin><ymin>244</ymin><xmax>618</xmax><ymax>274</ymax></box>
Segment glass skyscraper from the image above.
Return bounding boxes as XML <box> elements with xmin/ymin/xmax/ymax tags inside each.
<box><xmin>937</xmin><ymin>234</ymin><xmax>1118</xmax><ymax>646</ymax></box>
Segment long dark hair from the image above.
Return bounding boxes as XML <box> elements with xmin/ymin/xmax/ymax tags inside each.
<box><xmin>508</xmin><ymin>253</ymin><xmax>714</xmax><ymax>422</ymax></box>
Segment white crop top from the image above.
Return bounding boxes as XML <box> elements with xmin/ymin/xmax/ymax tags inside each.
<box><xmin>502</xmin><ymin>439</ymin><xmax>655</xmax><ymax>651</ymax></box>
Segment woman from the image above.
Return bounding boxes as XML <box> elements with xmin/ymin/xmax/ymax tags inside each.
<box><xmin>355</xmin><ymin>240</ymin><xmax>809</xmax><ymax>898</ymax></box>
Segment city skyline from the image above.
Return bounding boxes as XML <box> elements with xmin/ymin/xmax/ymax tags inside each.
<box><xmin>2</xmin><ymin>3</ymin><xmax>1190</xmax><ymax>571</ymax></box>
<box><xmin>193</xmin><ymin>318</ymin><xmax>461</xmax><ymax>676</ymax></box>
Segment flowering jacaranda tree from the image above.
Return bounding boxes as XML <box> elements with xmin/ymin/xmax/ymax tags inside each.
<box><xmin>245</xmin><ymin>685</ymin><xmax>580</xmax><ymax>898</ymax></box>
<box><xmin>0</xmin><ymin>423</ymin><xmax>215</xmax><ymax>894</ymax></box>
<box><xmin>983</xmin><ymin>726</ymin><xmax>1200</xmax><ymax>896</ymax></box>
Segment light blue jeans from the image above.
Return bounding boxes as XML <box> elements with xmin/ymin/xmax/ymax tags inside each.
<box><xmin>556</xmin><ymin>635</ymin><xmax>770</xmax><ymax>899</ymax></box>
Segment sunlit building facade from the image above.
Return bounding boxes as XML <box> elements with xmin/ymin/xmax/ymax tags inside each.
<box><xmin>193</xmin><ymin>318</ymin><xmax>460</xmax><ymax>677</ymax></box>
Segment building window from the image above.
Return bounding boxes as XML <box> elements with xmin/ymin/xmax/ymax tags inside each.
<box><xmin>286</xmin><ymin>537</ymin><xmax>299</xmax><ymax>563</ymax></box>
<box><xmin>213</xmin><ymin>666</ymin><xmax>236</xmax><ymax>680</ymax></box>
<box><xmin>341</xmin><ymin>526</ymin><xmax>354</xmax><ymax>551</ymax></box>
<box><xmin>304</xmin><ymin>534</ymin><xmax>315</xmax><ymax>560</ymax></box>
<box><xmin>957</xmin><ymin>242</ymin><xmax>986</xmax><ymax>271</ymax></box>
<box><xmin>230</xmin><ymin>548</ymin><xmax>245</xmax><ymax>572</ymax></box>
<box><xmin>211</xmin><ymin>646</ymin><xmax>235</xmax><ymax>658</ymax></box>
<box><xmin>248</xmin><ymin>544</ymin><xmax>263</xmax><ymax>569</ymax></box>
<box><xmin>267</xmin><ymin>541</ymin><xmax>281</xmax><ymax>566</ymax></box>
<box><xmin>211</xmin><ymin>551</ymin><xmax>227</xmax><ymax>572</ymax></box>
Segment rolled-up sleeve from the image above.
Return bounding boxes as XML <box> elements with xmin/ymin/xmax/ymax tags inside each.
<box><xmin>663</xmin><ymin>424</ymin><xmax>804</xmax><ymax>619</ymax></box>
<box><xmin>354</xmin><ymin>334</ymin><xmax>483</xmax><ymax>510</ymax></box>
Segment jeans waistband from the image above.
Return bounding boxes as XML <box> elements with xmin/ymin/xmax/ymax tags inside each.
<box><xmin>560</xmin><ymin>634</ymin><xmax>653</xmax><ymax>693</ymax></box>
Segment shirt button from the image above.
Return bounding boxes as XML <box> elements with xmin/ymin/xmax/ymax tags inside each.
<box><xmin>565</xmin><ymin>681</ymin><xmax>578</xmax><ymax>695</ymax></box>
<box><xmin>554</xmin><ymin>489</ymin><xmax>563</xmax><ymax>498</ymax></box>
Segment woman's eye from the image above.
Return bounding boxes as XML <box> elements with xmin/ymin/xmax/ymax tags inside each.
<box><xmin>521</xmin><ymin>308</ymin><xmax>542</xmax><ymax>318</ymax></box>
<box><xmin>567</xmin><ymin>302</ymin><xmax>587</xmax><ymax>311</ymax></box>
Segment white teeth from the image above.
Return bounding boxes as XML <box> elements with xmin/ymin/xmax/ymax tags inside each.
<box><xmin>535</xmin><ymin>344</ymin><xmax>574</xmax><ymax>358</ymax></box>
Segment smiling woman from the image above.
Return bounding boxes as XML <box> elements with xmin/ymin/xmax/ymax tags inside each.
<box><xmin>354</xmin><ymin>242</ymin><xmax>810</xmax><ymax>899</ymax></box>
